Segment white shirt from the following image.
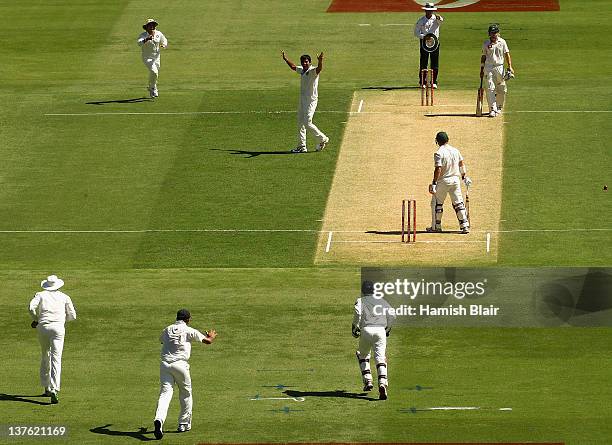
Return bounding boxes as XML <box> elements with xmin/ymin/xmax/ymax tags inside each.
<box><xmin>414</xmin><ymin>14</ymin><xmax>443</xmax><ymax>39</ymax></box>
<box><xmin>296</xmin><ymin>65</ymin><xmax>319</xmax><ymax>103</ymax></box>
<box><xmin>29</xmin><ymin>290</ymin><xmax>77</xmax><ymax>324</ymax></box>
<box><xmin>482</xmin><ymin>36</ymin><xmax>509</xmax><ymax>67</ymax></box>
<box><xmin>434</xmin><ymin>143</ymin><xmax>464</xmax><ymax>180</ymax></box>
<box><xmin>353</xmin><ymin>295</ymin><xmax>395</xmax><ymax>329</ymax></box>
<box><xmin>137</xmin><ymin>30</ymin><xmax>168</xmax><ymax>61</ymax></box>
<box><xmin>160</xmin><ymin>320</ymin><xmax>206</xmax><ymax>363</ymax></box>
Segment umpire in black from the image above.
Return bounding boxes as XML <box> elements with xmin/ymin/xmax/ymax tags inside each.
<box><xmin>414</xmin><ymin>2</ymin><xmax>444</xmax><ymax>88</ymax></box>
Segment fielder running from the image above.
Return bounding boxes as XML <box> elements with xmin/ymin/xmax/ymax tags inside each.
<box><xmin>427</xmin><ymin>132</ymin><xmax>471</xmax><ymax>233</ymax></box>
<box><xmin>153</xmin><ymin>309</ymin><xmax>217</xmax><ymax>440</ymax></box>
<box><xmin>281</xmin><ymin>51</ymin><xmax>329</xmax><ymax>153</ymax></box>
<box><xmin>137</xmin><ymin>18</ymin><xmax>168</xmax><ymax>98</ymax></box>
<box><xmin>480</xmin><ymin>24</ymin><xmax>514</xmax><ymax>117</ymax></box>
<box><xmin>29</xmin><ymin>275</ymin><xmax>77</xmax><ymax>404</ymax></box>
<box><xmin>352</xmin><ymin>281</ymin><xmax>395</xmax><ymax>400</ymax></box>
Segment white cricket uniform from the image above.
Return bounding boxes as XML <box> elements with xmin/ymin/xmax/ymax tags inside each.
<box><xmin>137</xmin><ymin>30</ymin><xmax>168</xmax><ymax>93</ymax></box>
<box><xmin>414</xmin><ymin>14</ymin><xmax>443</xmax><ymax>39</ymax></box>
<box><xmin>29</xmin><ymin>290</ymin><xmax>77</xmax><ymax>393</ymax></box>
<box><xmin>154</xmin><ymin>321</ymin><xmax>206</xmax><ymax>428</ymax></box>
<box><xmin>296</xmin><ymin>65</ymin><xmax>327</xmax><ymax>148</ymax></box>
<box><xmin>353</xmin><ymin>295</ymin><xmax>395</xmax><ymax>387</ymax></box>
<box><xmin>431</xmin><ymin>144</ymin><xmax>469</xmax><ymax>230</ymax></box>
<box><xmin>482</xmin><ymin>37</ymin><xmax>509</xmax><ymax>111</ymax></box>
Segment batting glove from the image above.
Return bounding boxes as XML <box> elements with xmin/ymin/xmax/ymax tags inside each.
<box><xmin>352</xmin><ymin>324</ymin><xmax>361</xmax><ymax>338</ymax></box>
<box><xmin>463</xmin><ymin>176</ymin><xmax>472</xmax><ymax>187</ymax></box>
<box><xmin>429</xmin><ymin>183</ymin><xmax>437</xmax><ymax>195</ymax></box>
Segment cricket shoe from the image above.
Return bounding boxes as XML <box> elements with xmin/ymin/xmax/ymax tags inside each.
<box><xmin>316</xmin><ymin>137</ymin><xmax>329</xmax><ymax>152</ymax></box>
<box><xmin>378</xmin><ymin>384</ymin><xmax>388</xmax><ymax>400</ymax></box>
<box><xmin>426</xmin><ymin>226</ymin><xmax>442</xmax><ymax>233</ymax></box>
<box><xmin>433</xmin><ymin>83</ymin><xmax>438</xmax><ymax>89</ymax></box>
<box><xmin>153</xmin><ymin>420</ymin><xmax>163</xmax><ymax>440</ymax></box>
<box><xmin>291</xmin><ymin>146</ymin><xmax>307</xmax><ymax>153</ymax></box>
<box><xmin>363</xmin><ymin>382</ymin><xmax>374</xmax><ymax>392</ymax></box>
<box><xmin>488</xmin><ymin>110</ymin><xmax>498</xmax><ymax>118</ymax></box>
<box><xmin>43</xmin><ymin>389</ymin><xmax>53</xmax><ymax>397</ymax></box>
<box><xmin>50</xmin><ymin>392</ymin><xmax>59</xmax><ymax>404</ymax></box>
<box><xmin>461</xmin><ymin>227</ymin><xmax>470</xmax><ymax>234</ymax></box>
<box><xmin>177</xmin><ymin>424</ymin><xmax>191</xmax><ymax>433</ymax></box>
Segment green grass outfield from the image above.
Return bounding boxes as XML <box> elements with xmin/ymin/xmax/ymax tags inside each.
<box><xmin>0</xmin><ymin>0</ymin><xmax>611</xmax><ymax>444</ymax></box>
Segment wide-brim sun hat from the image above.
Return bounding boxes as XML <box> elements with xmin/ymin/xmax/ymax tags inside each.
<box><xmin>422</xmin><ymin>2</ymin><xmax>438</xmax><ymax>11</ymax></box>
<box><xmin>143</xmin><ymin>18</ymin><xmax>158</xmax><ymax>30</ymax></box>
<box><xmin>41</xmin><ymin>275</ymin><xmax>64</xmax><ymax>291</ymax></box>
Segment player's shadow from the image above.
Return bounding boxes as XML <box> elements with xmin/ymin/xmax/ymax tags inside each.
<box><xmin>284</xmin><ymin>389</ymin><xmax>377</xmax><ymax>402</ymax></box>
<box><xmin>89</xmin><ymin>424</ymin><xmax>158</xmax><ymax>441</ymax></box>
<box><xmin>86</xmin><ymin>97</ymin><xmax>153</xmax><ymax>105</ymax></box>
<box><xmin>210</xmin><ymin>148</ymin><xmax>305</xmax><ymax>158</ymax></box>
<box><xmin>425</xmin><ymin>113</ymin><xmax>480</xmax><ymax>118</ymax></box>
<box><xmin>0</xmin><ymin>393</ymin><xmax>53</xmax><ymax>406</ymax></box>
<box><xmin>362</xmin><ymin>86</ymin><xmax>421</xmax><ymax>91</ymax></box>
<box><xmin>366</xmin><ymin>229</ymin><xmax>463</xmax><ymax>236</ymax></box>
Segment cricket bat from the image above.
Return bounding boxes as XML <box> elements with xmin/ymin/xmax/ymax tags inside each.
<box><xmin>476</xmin><ymin>77</ymin><xmax>484</xmax><ymax>117</ymax></box>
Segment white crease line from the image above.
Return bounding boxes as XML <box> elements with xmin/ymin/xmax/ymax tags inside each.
<box><xmin>380</xmin><ymin>24</ymin><xmax>410</xmax><ymax>26</ymax></box>
<box><xmin>336</xmin><ymin>240</ymin><xmax>486</xmax><ymax>244</ymax></box>
<box><xmin>358</xmin><ymin>23</ymin><xmax>371</xmax><ymax>26</ymax></box>
<box><xmin>486</xmin><ymin>232</ymin><xmax>491</xmax><ymax>253</ymax></box>
<box><xmin>325</xmin><ymin>231</ymin><xmax>333</xmax><ymax>253</ymax></box>
<box><xmin>250</xmin><ymin>396</ymin><xmax>306</xmax><ymax>402</ymax></box>
<box><xmin>357</xmin><ymin>99</ymin><xmax>364</xmax><ymax>113</ymax></box>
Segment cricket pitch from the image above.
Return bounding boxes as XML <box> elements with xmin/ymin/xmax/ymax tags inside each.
<box><xmin>315</xmin><ymin>89</ymin><xmax>504</xmax><ymax>265</ymax></box>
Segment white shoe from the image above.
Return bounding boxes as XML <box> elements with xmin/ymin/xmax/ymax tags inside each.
<box><xmin>488</xmin><ymin>110</ymin><xmax>497</xmax><ymax>118</ymax></box>
<box><xmin>461</xmin><ymin>227</ymin><xmax>470</xmax><ymax>234</ymax></box>
<box><xmin>426</xmin><ymin>226</ymin><xmax>442</xmax><ymax>233</ymax></box>
<box><xmin>177</xmin><ymin>424</ymin><xmax>191</xmax><ymax>433</ymax></box>
<box><xmin>316</xmin><ymin>138</ymin><xmax>329</xmax><ymax>151</ymax></box>
<box><xmin>291</xmin><ymin>146</ymin><xmax>307</xmax><ymax>153</ymax></box>
<box><xmin>496</xmin><ymin>108</ymin><xmax>503</xmax><ymax>114</ymax></box>
<box><xmin>432</xmin><ymin>83</ymin><xmax>438</xmax><ymax>89</ymax></box>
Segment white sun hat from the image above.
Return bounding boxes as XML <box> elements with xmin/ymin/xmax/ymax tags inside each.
<box><xmin>143</xmin><ymin>18</ymin><xmax>158</xmax><ymax>30</ymax></box>
<box><xmin>422</xmin><ymin>2</ymin><xmax>438</xmax><ymax>11</ymax></box>
<box><xmin>41</xmin><ymin>275</ymin><xmax>65</xmax><ymax>291</ymax></box>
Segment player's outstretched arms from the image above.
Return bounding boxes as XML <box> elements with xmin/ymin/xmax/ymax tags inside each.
<box><xmin>281</xmin><ymin>51</ymin><xmax>296</xmax><ymax>71</ymax></box>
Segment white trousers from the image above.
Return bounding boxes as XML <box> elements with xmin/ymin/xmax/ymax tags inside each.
<box><xmin>143</xmin><ymin>58</ymin><xmax>160</xmax><ymax>91</ymax></box>
<box><xmin>37</xmin><ymin>322</ymin><xmax>65</xmax><ymax>393</ymax></box>
<box><xmin>155</xmin><ymin>360</ymin><xmax>193</xmax><ymax>427</ymax></box>
<box><xmin>431</xmin><ymin>176</ymin><xmax>469</xmax><ymax>230</ymax></box>
<box><xmin>356</xmin><ymin>326</ymin><xmax>388</xmax><ymax>387</ymax></box>
<box><xmin>485</xmin><ymin>65</ymin><xmax>507</xmax><ymax>111</ymax></box>
<box><xmin>297</xmin><ymin>99</ymin><xmax>326</xmax><ymax>147</ymax></box>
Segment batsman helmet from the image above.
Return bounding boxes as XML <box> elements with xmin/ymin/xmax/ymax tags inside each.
<box><xmin>488</xmin><ymin>24</ymin><xmax>500</xmax><ymax>34</ymax></box>
<box><xmin>361</xmin><ymin>280</ymin><xmax>375</xmax><ymax>296</ymax></box>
